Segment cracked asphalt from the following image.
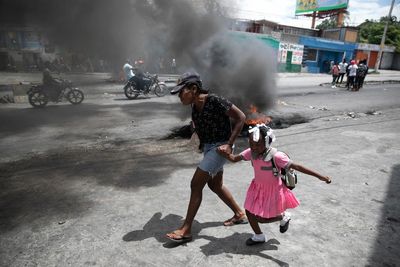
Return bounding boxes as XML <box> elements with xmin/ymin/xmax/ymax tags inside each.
<box><xmin>1</xmin><ymin>71</ymin><xmax>399</xmax><ymax>266</ymax></box>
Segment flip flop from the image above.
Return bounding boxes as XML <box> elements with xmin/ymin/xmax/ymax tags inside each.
<box><xmin>223</xmin><ymin>214</ymin><xmax>248</xmax><ymax>226</ymax></box>
<box><xmin>166</xmin><ymin>231</ymin><xmax>193</xmax><ymax>244</ymax></box>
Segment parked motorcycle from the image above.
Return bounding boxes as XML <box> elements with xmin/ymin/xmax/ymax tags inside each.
<box><xmin>124</xmin><ymin>73</ymin><xmax>167</xmax><ymax>99</ymax></box>
<box><xmin>27</xmin><ymin>79</ymin><xmax>84</xmax><ymax>108</ymax></box>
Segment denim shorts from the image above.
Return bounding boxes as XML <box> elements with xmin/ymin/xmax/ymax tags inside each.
<box><xmin>198</xmin><ymin>142</ymin><xmax>228</xmax><ymax>177</ymax></box>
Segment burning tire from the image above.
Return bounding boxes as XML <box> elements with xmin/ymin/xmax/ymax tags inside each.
<box><xmin>124</xmin><ymin>82</ymin><xmax>139</xmax><ymax>99</ymax></box>
<box><xmin>154</xmin><ymin>84</ymin><xmax>167</xmax><ymax>97</ymax></box>
<box><xmin>67</xmin><ymin>89</ymin><xmax>84</xmax><ymax>104</ymax></box>
<box><xmin>28</xmin><ymin>91</ymin><xmax>48</xmax><ymax>108</ymax></box>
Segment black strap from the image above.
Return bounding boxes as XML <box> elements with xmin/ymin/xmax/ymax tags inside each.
<box><xmin>271</xmin><ymin>152</ymin><xmax>289</xmax><ymax>176</ymax></box>
<box><xmin>270</xmin><ymin>156</ymin><xmax>279</xmax><ymax>177</ymax></box>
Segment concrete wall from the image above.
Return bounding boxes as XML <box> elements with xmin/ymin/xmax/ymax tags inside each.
<box><xmin>322</xmin><ymin>31</ymin><xmax>340</xmax><ymax>40</ymax></box>
<box><xmin>322</xmin><ymin>28</ymin><xmax>359</xmax><ymax>42</ymax></box>
<box><xmin>345</xmin><ymin>30</ymin><xmax>358</xmax><ymax>43</ymax></box>
<box><xmin>380</xmin><ymin>52</ymin><xmax>394</xmax><ymax>69</ymax></box>
<box><xmin>392</xmin><ymin>53</ymin><xmax>400</xmax><ymax>70</ymax></box>
<box><xmin>280</xmin><ymin>34</ymin><xmax>300</xmax><ymax>44</ymax></box>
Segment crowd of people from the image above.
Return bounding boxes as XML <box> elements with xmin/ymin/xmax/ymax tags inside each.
<box><xmin>330</xmin><ymin>59</ymin><xmax>369</xmax><ymax>91</ymax></box>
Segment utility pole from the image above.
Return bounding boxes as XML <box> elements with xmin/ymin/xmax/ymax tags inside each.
<box><xmin>311</xmin><ymin>11</ymin><xmax>317</xmax><ymax>29</ymax></box>
<box><xmin>374</xmin><ymin>0</ymin><xmax>396</xmax><ymax>72</ymax></box>
<box><xmin>337</xmin><ymin>10</ymin><xmax>345</xmax><ymax>27</ymax></box>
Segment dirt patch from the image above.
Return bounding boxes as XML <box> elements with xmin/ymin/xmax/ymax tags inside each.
<box><xmin>0</xmin><ymin>139</ymin><xmax>196</xmax><ymax>233</ymax></box>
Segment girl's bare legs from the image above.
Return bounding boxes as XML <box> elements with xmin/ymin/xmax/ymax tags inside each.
<box><xmin>246</xmin><ymin>209</ymin><xmax>283</xmax><ymax>234</ymax></box>
<box><xmin>167</xmin><ymin>167</ymin><xmax>210</xmax><ymax>238</ymax></box>
<box><xmin>208</xmin><ymin>170</ymin><xmax>245</xmax><ymax>218</ymax></box>
<box><xmin>246</xmin><ymin>210</ymin><xmax>262</xmax><ymax>234</ymax></box>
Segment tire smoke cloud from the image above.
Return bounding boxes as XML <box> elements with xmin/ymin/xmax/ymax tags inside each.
<box><xmin>0</xmin><ymin>0</ymin><xmax>276</xmax><ymax>111</ymax></box>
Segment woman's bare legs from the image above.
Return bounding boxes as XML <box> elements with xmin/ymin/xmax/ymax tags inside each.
<box><xmin>166</xmin><ymin>168</ymin><xmax>247</xmax><ymax>239</ymax></box>
<box><xmin>167</xmin><ymin>167</ymin><xmax>210</xmax><ymax>238</ymax></box>
<box><xmin>208</xmin><ymin>171</ymin><xmax>245</xmax><ymax>219</ymax></box>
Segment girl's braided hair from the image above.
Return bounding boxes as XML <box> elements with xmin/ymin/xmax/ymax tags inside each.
<box><xmin>258</xmin><ymin>126</ymin><xmax>272</xmax><ymax>145</ymax></box>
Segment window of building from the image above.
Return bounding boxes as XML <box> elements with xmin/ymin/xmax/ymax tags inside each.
<box><xmin>7</xmin><ymin>31</ymin><xmax>19</xmax><ymax>49</ymax></box>
<box><xmin>303</xmin><ymin>48</ymin><xmax>318</xmax><ymax>62</ymax></box>
<box><xmin>23</xmin><ymin>32</ymin><xmax>39</xmax><ymax>41</ymax></box>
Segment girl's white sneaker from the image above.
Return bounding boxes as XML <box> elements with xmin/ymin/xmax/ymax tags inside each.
<box><xmin>246</xmin><ymin>233</ymin><xmax>266</xmax><ymax>246</ymax></box>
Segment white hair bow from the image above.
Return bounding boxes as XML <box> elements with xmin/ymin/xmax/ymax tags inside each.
<box><xmin>248</xmin><ymin>124</ymin><xmax>276</xmax><ymax>143</ymax></box>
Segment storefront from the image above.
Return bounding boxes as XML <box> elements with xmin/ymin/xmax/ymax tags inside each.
<box><xmin>299</xmin><ymin>36</ymin><xmax>357</xmax><ymax>73</ymax></box>
<box><xmin>355</xmin><ymin>43</ymin><xmax>395</xmax><ymax>69</ymax></box>
<box><xmin>277</xmin><ymin>42</ymin><xmax>304</xmax><ymax>72</ymax></box>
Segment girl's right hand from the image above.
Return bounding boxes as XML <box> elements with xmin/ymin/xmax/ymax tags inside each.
<box><xmin>323</xmin><ymin>176</ymin><xmax>332</xmax><ymax>184</ymax></box>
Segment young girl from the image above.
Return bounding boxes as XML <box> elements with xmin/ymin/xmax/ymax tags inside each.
<box><xmin>218</xmin><ymin>124</ymin><xmax>331</xmax><ymax>246</ymax></box>
<box><xmin>331</xmin><ymin>62</ymin><xmax>339</xmax><ymax>88</ymax></box>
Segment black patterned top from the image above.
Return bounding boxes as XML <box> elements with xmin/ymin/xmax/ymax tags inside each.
<box><xmin>192</xmin><ymin>94</ymin><xmax>233</xmax><ymax>144</ymax></box>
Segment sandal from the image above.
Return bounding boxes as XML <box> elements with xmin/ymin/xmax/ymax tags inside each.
<box><xmin>166</xmin><ymin>230</ymin><xmax>193</xmax><ymax>244</ymax></box>
<box><xmin>223</xmin><ymin>214</ymin><xmax>248</xmax><ymax>226</ymax></box>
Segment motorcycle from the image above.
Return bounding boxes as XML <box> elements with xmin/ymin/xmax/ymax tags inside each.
<box><xmin>123</xmin><ymin>73</ymin><xmax>167</xmax><ymax>99</ymax></box>
<box><xmin>27</xmin><ymin>79</ymin><xmax>84</xmax><ymax>108</ymax></box>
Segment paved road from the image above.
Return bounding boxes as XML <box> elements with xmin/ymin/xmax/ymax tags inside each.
<box><xmin>0</xmin><ymin>74</ymin><xmax>399</xmax><ymax>266</ymax></box>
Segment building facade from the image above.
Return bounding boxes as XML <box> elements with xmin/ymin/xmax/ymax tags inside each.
<box><xmin>232</xmin><ymin>18</ymin><xmax>400</xmax><ymax>73</ymax></box>
<box><xmin>299</xmin><ymin>36</ymin><xmax>357</xmax><ymax>73</ymax></box>
<box><xmin>355</xmin><ymin>43</ymin><xmax>396</xmax><ymax>69</ymax></box>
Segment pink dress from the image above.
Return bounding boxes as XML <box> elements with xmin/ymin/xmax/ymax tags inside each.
<box><xmin>241</xmin><ymin>148</ymin><xmax>300</xmax><ymax>219</ymax></box>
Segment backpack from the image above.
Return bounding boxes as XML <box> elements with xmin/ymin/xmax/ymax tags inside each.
<box><xmin>357</xmin><ymin>65</ymin><xmax>368</xmax><ymax>77</ymax></box>
<box><xmin>270</xmin><ymin>150</ymin><xmax>298</xmax><ymax>190</ymax></box>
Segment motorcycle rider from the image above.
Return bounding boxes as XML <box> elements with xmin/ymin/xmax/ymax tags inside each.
<box><xmin>42</xmin><ymin>68</ymin><xmax>62</xmax><ymax>101</ymax></box>
<box><xmin>123</xmin><ymin>60</ymin><xmax>135</xmax><ymax>81</ymax></box>
<box><xmin>133</xmin><ymin>60</ymin><xmax>152</xmax><ymax>92</ymax></box>
<box><xmin>123</xmin><ymin>59</ymin><xmax>151</xmax><ymax>92</ymax></box>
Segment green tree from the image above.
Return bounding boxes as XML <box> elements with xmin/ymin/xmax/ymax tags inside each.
<box><xmin>316</xmin><ymin>10</ymin><xmax>350</xmax><ymax>30</ymax></box>
<box><xmin>316</xmin><ymin>17</ymin><xmax>337</xmax><ymax>30</ymax></box>
<box><xmin>358</xmin><ymin>16</ymin><xmax>400</xmax><ymax>52</ymax></box>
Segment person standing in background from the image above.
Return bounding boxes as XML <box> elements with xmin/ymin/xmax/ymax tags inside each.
<box><xmin>171</xmin><ymin>58</ymin><xmax>177</xmax><ymax>74</ymax></box>
<box><xmin>355</xmin><ymin>60</ymin><xmax>369</xmax><ymax>91</ymax></box>
<box><xmin>347</xmin><ymin>60</ymin><xmax>358</xmax><ymax>91</ymax></box>
<box><xmin>338</xmin><ymin>59</ymin><xmax>348</xmax><ymax>85</ymax></box>
<box><xmin>331</xmin><ymin>62</ymin><xmax>339</xmax><ymax>88</ymax></box>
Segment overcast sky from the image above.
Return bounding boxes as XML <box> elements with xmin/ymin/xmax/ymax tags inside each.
<box><xmin>230</xmin><ymin>0</ymin><xmax>400</xmax><ymax>28</ymax></box>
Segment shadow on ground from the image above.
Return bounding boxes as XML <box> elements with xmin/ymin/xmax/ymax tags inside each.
<box><xmin>123</xmin><ymin>212</ymin><xmax>289</xmax><ymax>266</ymax></box>
<box><xmin>122</xmin><ymin>212</ymin><xmax>220</xmax><ymax>244</ymax></box>
<box><xmin>198</xmin><ymin>233</ymin><xmax>288</xmax><ymax>267</ymax></box>
<box><xmin>368</xmin><ymin>164</ymin><xmax>400</xmax><ymax>266</ymax></box>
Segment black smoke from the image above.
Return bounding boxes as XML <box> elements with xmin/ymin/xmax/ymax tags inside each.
<box><xmin>0</xmin><ymin>0</ymin><xmax>276</xmax><ymax>111</ymax></box>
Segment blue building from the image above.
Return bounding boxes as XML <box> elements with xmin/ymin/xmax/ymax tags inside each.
<box><xmin>299</xmin><ymin>36</ymin><xmax>357</xmax><ymax>73</ymax></box>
